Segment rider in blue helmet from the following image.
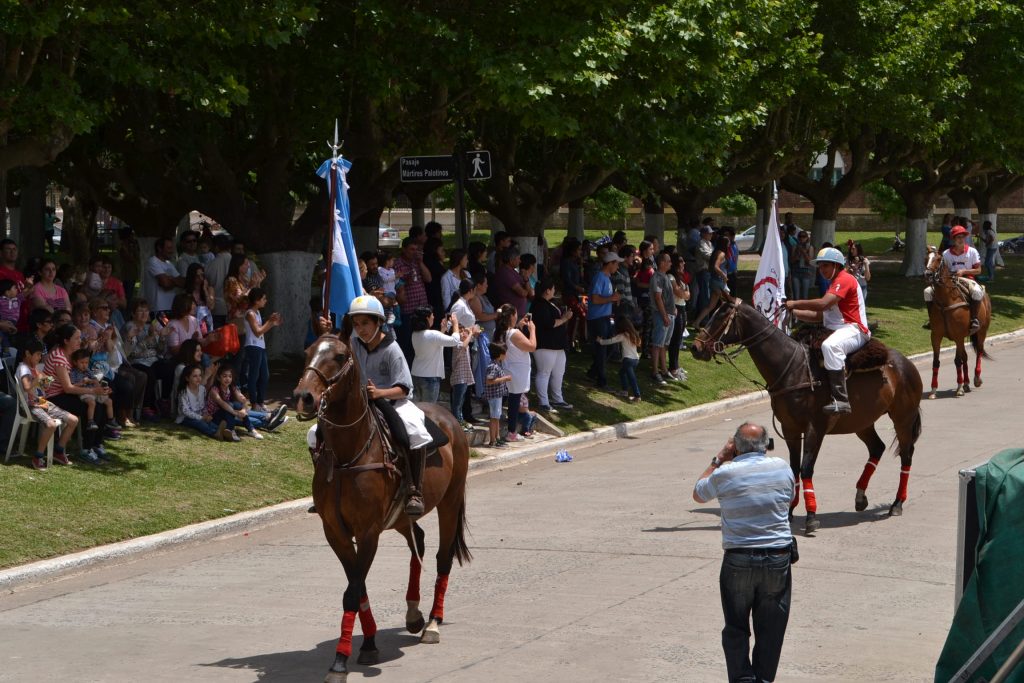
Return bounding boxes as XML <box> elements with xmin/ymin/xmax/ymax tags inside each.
<box><xmin>784</xmin><ymin>247</ymin><xmax>870</xmax><ymax>414</ymax></box>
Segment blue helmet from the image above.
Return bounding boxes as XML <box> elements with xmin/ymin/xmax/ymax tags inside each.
<box><xmin>347</xmin><ymin>295</ymin><xmax>385</xmax><ymax>320</ymax></box>
<box><xmin>812</xmin><ymin>247</ymin><xmax>845</xmax><ymax>266</ymax></box>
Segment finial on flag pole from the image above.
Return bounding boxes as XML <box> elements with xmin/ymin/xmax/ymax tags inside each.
<box><xmin>328</xmin><ymin>119</ymin><xmax>342</xmax><ymax>162</ymax></box>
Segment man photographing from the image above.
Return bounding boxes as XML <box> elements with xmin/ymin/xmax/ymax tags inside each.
<box><xmin>693</xmin><ymin>422</ymin><xmax>796</xmax><ymax>683</ymax></box>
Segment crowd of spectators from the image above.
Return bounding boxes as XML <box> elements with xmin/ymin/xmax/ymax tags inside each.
<box><xmin>0</xmin><ymin>228</ymin><xmax>288</xmax><ymax>470</ymax></box>
<box><xmin>347</xmin><ymin>220</ymin><xmax>759</xmax><ymax>448</ymax></box>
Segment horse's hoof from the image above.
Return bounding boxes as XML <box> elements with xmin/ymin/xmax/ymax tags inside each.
<box><xmin>963</xmin><ymin>382</ymin><xmax>972</xmax><ymax>393</ymax></box>
<box><xmin>928</xmin><ymin>391</ymin><xmax>937</xmax><ymax>400</ymax></box>
<box><xmin>407</xmin><ymin>616</ymin><xmax>425</xmax><ymax>634</ymax></box>
<box><xmin>420</xmin><ymin>619</ymin><xmax>440</xmax><ymax>644</ymax></box>
<box><xmin>855</xmin><ymin>489</ymin><xmax>868</xmax><ymax>512</ymax></box>
<box><xmin>324</xmin><ymin>673</ymin><xmax>347</xmax><ymax>683</ymax></box>
<box><xmin>357</xmin><ymin>649</ymin><xmax>379</xmax><ymax>666</ymax></box>
<box><xmin>889</xmin><ymin>501</ymin><xmax>904</xmax><ymax>517</ymax></box>
<box><xmin>974</xmin><ymin>376</ymin><xmax>983</xmax><ymax>388</ymax></box>
<box><xmin>805</xmin><ymin>515</ymin><xmax>820</xmax><ymax>534</ymax></box>
<box><xmin>956</xmin><ymin>386</ymin><xmax>965</xmax><ymax>397</ymax></box>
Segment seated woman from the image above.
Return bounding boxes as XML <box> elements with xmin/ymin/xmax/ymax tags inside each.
<box><xmin>165</xmin><ymin>292</ymin><xmax>212</xmax><ymax>359</ymax></box>
<box><xmin>43</xmin><ymin>324</ymin><xmax>112</xmax><ymax>465</ymax></box>
<box><xmin>121</xmin><ymin>298</ymin><xmax>169</xmax><ymax>412</ymax></box>
<box><xmin>88</xmin><ymin>296</ymin><xmax>146</xmax><ymax>427</ymax></box>
<box><xmin>174</xmin><ymin>363</ymin><xmax>229</xmax><ymax>440</ymax></box>
<box><xmin>205</xmin><ymin>364</ymin><xmax>287</xmax><ymax>440</ymax></box>
<box><xmin>15</xmin><ymin>339</ymin><xmax>80</xmax><ymax>470</ymax></box>
<box><xmin>346</xmin><ymin>295</ymin><xmax>432</xmax><ymax>516</ymax></box>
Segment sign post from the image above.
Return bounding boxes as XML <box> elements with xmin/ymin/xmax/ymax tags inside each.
<box><xmin>399</xmin><ymin>150</ymin><xmax>491</xmax><ymax>248</ymax></box>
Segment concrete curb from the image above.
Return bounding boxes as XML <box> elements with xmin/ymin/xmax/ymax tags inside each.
<box><xmin>3</xmin><ymin>327</ymin><xmax>1021</xmax><ymax>592</ymax></box>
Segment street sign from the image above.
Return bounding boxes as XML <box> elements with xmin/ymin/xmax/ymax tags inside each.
<box><xmin>400</xmin><ymin>155</ymin><xmax>456</xmax><ymax>183</ymax></box>
<box><xmin>466</xmin><ymin>150</ymin><xmax>491</xmax><ymax>180</ymax></box>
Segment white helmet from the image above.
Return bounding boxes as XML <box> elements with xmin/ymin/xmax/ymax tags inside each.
<box><xmin>347</xmin><ymin>295</ymin><xmax>385</xmax><ymax>320</ymax></box>
<box><xmin>812</xmin><ymin>247</ymin><xmax>845</xmax><ymax>266</ymax></box>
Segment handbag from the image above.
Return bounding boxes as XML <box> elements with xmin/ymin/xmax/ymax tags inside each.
<box><xmin>205</xmin><ymin>324</ymin><xmax>240</xmax><ymax>357</ymax></box>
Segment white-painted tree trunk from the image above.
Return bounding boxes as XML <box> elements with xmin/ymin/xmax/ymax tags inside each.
<box><xmin>411</xmin><ymin>206</ymin><xmax>426</xmax><ymax>228</ymax></box>
<box><xmin>490</xmin><ymin>215</ymin><xmax>504</xmax><ymax>236</ymax></box>
<box><xmin>753</xmin><ymin>209</ymin><xmax>766</xmax><ymax>253</ymax></box>
<box><xmin>979</xmin><ymin>212</ymin><xmax>1004</xmax><ymax>266</ymax></box>
<box><xmin>511</xmin><ymin>234</ymin><xmax>544</xmax><ymax>262</ymax></box>
<box><xmin>260</xmin><ymin>250</ymin><xmax>319</xmax><ymax>359</ymax></box>
<box><xmin>7</xmin><ymin>207</ymin><xmax>19</xmax><ymax>242</ymax></box>
<box><xmin>643</xmin><ymin>211</ymin><xmax>665</xmax><ymax>246</ymax></box>
<box><xmin>810</xmin><ymin>218</ymin><xmax>836</xmax><ymax>250</ymax></box>
<box><xmin>568</xmin><ymin>206</ymin><xmax>585</xmax><ymax>240</ymax></box>
<box><xmin>900</xmin><ymin>216</ymin><xmax>931</xmax><ymax>276</ymax></box>
<box><xmin>137</xmin><ymin>237</ymin><xmax>158</xmax><ymax>266</ymax></box>
<box><xmin>953</xmin><ymin>207</ymin><xmax>973</xmax><ymax>223</ymax></box>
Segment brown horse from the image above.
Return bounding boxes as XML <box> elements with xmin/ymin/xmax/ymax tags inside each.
<box><xmin>691</xmin><ymin>298</ymin><xmax>923</xmax><ymax>534</ymax></box>
<box><xmin>924</xmin><ymin>247</ymin><xmax>992</xmax><ymax>398</ymax></box>
<box><xmin>293</xmin><ymin>334</ymin><xmax>471</xmax><ymax>683</ymax></box>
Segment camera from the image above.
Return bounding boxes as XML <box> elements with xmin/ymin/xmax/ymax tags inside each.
<box><xmin>524</xmin><ymin>313</ymin><xmax>532</xmax><ymax>322</ymax></box>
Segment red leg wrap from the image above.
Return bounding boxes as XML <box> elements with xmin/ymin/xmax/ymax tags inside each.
<box><xmin>931</xmin><ymin>366</ymin><xmax>939</xmax><ymax>390</ymax></box>
<box><xmin>430</xmin><ymin>574</ymin><xmax>449</xmax><ymax>621</ymax></box>
<box><xmin>801</xmin><ymin>478</ymin><xmax>817</xmax><ymax>514</ymax></box>
<box><xmin>956</xmin><ymin>364</ymin><xmax>964</xmax><ymax>385</ymax></box>
<box><xmin>336</xmin><ymin>610</ymin><xmax>357</xmax><ymax>656</ymax></box>
<box><xmin>897</xmin><ymin>467</ymin><xmax>910</xmax><ymax>502</ymax></box>
<box><xmin>358</xmin><ymin>595</ymin><xmax>377</xmax><ymax>638</ymax></box>
<box><xmin>856</xmin><ymin>458</ymin><xmax>880</xmax><ymax>491</ymax></box>
<box><xmin>790</xmin><ymin>480</ymin><xmax>801</xmax><ymax>510</ymax></box>
<box><xmin>976</xmin><ymin>355</ymin><xmax>982</xmax><ymax>376</ymax></box>
<box><xmin>406</xmin><ymin>555</ymin><xmax>422</xmax><ymax>603</ymax></box>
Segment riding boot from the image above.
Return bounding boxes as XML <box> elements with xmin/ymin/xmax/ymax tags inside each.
<box><xmin>969</xmin><ymin>299</ymin><xmax>981</xmax><ymax>333</ymax></box>
<box><xmin>824</xmin><ymin>370</ymin><xmax>852</xmax><ymax>415</ymax></box>
<box><xmin>922</xmin><ymin>301</ymin><xmax>933</xmax><ymax>329</ymax></box>
<box><xmin>405</xmin><ymin>447</ymin><xmax>426</xmax><ymax>517</ymax></box>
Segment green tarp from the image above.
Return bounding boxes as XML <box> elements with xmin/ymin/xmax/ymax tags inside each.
<box><xmin>936</xmin><ymin>448</ymin><xmax>1024</xmax><ymax>683</ymax></box>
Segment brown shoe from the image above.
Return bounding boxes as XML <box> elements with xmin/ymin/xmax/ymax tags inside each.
<box><xmin>405</xmin><ymin>491</ymin><xmax>425</xmax><ymax>517</ymax></box>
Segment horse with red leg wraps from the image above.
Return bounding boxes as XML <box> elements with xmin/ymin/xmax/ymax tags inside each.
<box><xmin>294</xmin><ymin>333</ymin><xmax>471</xmax><ymax>683</ymax></box>
<box><xmin>691</xmin><ymin>297</ymin><xmax>923</xmax><ymax>535</ymax></box>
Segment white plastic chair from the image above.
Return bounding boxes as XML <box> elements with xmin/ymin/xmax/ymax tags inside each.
<box><xmin>4</xmin><ymin>364</ymin><xmax>60</xmax><ymax>467</ymax></box>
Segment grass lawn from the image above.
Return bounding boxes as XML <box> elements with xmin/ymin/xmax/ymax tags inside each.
<box><xmin>2</xmin><ymin>240</ymin><xmax>1020</xmax><ymax>570</ymax></box>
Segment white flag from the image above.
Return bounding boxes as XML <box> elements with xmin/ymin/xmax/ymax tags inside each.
<box><xmin>752</xmin><ymin>187</ymin><xmax>787</xmax><ymax>328</ymax></box>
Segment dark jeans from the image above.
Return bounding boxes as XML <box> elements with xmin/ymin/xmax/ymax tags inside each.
<box><xmin>243</xmin><ymin>346</ymin><xmax>269</xmax><ymax>405</ymax></box>
<box><xmin>668</xmin><ymin>304</ymin><xmax>687</xmax><ymax>372</ymax></box>
<box><xmin>506</xmin><ymin>392</ymin><xmax>521</xmax><ymax>434</ymax></box>
<box><xmin>619</xmin><ymin>357</ymin><xmax>640</xmax><ymax>397</ymax></box>
<box><xmin>586</xmin><ymin>316</ymin><xmax>612</xmax><ymax>387</ymax></box>
<box><xmin>720</xmin><ymin>550</ymin><xmax>792</xmax><ymax>683</ymax></box>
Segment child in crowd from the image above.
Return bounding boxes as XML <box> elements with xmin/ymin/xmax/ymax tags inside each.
<box><xmin>598</xmin><ymin>316</ymin><xmax>643</xmax><ymax>402</ymax></box>
<box><xmin>70</xmin><ymin>348</ymin><xmax>119</xmax><ymax>432</ymax></box>
<box><xmin>0</xmin><ymin>278</ymin><xmax>23</xmax><ymax>354</ymax></box>
<box><xmin>377</xmin><ymin>250</ymin><xmax>397</xmax><ymax>296</ymax></box>
<box><xmin>517</xmin><ymin>393</ymin><xmax>537</xmax><ymax>438</ymax></box>
<box><xmin>207</xmin><ymin>364</ymin><xmax>287</xmax><ymax>441</ymax></box>
<box><xmin>243</xmin><ymin>287</ymin><xmax>281</xmax><ymax>412</ymax></box>
<box><xmin>483</xmin><ymin>342</ymin><xmax>511</xmax><ymax>448</ymax></box>
<box><xmin>175</xmin><ymin>363</ymin><xmax>227</xmax><ymax>440</ymax></box>
<box><xmin>16</xmin><ymin>339</ymin><xmax>80</xmax><ymax>469</ymax></box>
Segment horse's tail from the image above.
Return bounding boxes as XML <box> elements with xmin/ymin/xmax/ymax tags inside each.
<box><xmin>452</xmin><ymin>497</ymin><xmax>472</xmax><ymax>566</ymax></box>
<box><xmin>910</xmin><ymin>408</ymin><xmax>923</xmax><ymax>446</ymax></box>
<box><xmin>970</xmin><ymin>332</ymin><xmax>993</xmax><ymax>360</ymax></box>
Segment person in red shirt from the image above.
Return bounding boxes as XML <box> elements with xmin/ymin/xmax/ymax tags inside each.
<box><xmin>785</xmin><ymin>247</ymin><xmax>870</xmax><ymax>414</ymax></box>
<box><xmin>0</xmin><ymin>240</ymin><xmax>27</xmax><ymax>290</ymax></box>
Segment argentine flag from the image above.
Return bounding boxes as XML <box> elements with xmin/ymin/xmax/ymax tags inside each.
<box><xmin>316</xmin><ymin>156</ymin><xmax>362</xmax><ymax>318</ymax></box>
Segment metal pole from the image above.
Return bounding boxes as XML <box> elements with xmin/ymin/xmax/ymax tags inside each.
<box><xmin>454</xmin><ymin>152</ymin><xmax>468</xmax><ymax>248</ymax></box>
<box><xmin>323</xmin><ymin>121</ymin><xmax>341</xmax><ymax>316</ymax></box>
<box><xmin>990</xmin><ymin>636</ymin><xmax>1024</xmax><ymax>683</ymax></box>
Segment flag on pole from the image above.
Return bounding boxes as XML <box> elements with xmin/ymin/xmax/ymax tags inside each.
<box><xmin>752</xmin><ymin>183</ymin><xmax>787</xmax><ymax>328</ymax></box>
<box><xmin>316</xmin><ymin>155</ymin><xmax>362</xmax><ymax>318</ymax></box>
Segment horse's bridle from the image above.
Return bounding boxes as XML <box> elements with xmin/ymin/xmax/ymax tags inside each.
<box><xmin>694</xmin><ymin>298</ymin><xmax>776</xmax><ymax>359</ymax></box>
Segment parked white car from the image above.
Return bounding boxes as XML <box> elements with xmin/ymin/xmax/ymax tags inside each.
<box><xmin>378</xmin><ymin>224</ymin><xmax>401</xmax><ymax>248</ymax></box>
<box><xmin>735</xmin><ymin>225</ymin><xmax>757</xmax><ymax>252</ymax></box>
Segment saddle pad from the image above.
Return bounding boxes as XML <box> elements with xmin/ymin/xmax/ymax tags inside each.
<box><xmin>794</xmin><ymin>325</ymin><xmax>889</xmax><ymax>372</ymax></box>
<box><xmin>424</xmin><ymin>416</ymin><xmax>450</xmax><ymax>449</ymax></box>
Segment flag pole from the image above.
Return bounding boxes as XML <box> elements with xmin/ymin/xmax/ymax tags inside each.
<box><xmin>323</xmin><ymin>120</ymin><xmax>340</xmax><ymax>317</ymax></box>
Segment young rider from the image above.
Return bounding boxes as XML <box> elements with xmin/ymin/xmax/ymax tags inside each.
<box><xmin>784</xmin><ymin>247</ymin><xmax>869</xmax><ymax>415</ymax></box>
<box><xmin>924</xmin><ymin>225</ymin><xmax>984</xmax><ymax>333</ymax></box>
<box><xmin>346</xmin><ymin>295</ymin><xmax>432</xmax><ymax>516</ymax></box>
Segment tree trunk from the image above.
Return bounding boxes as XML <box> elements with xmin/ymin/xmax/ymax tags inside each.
<box><xmin>0</xmin><ymin>169</ymin><xmax>6</xmax><ymax>238</ymax></box>
<box><xmin>490</xmin><ymin>214</ymin><xmax>505</xmax><ymax>236</ymax></box>
<box><xmin>18</xmin><ymin>167</ymin><xmax>47</xmax><ymax>260</ymax></box>
<box><xmin>953</xmin><ymin>206</ymin><xmax>973</xmax><ymax>223</ymax></box>
<box><xmin>978</xmin><ymin>212</ymin><xmax>1003</xmax><ymax>267</ymax></box>
<box><xmin>567</xmin><ymin>198</ymin><xmax>585</xmax><ymax>240</ymax></box>
<box><xmin>810</xmin><ymin>219</ymin><xmax>836</xmax><ymax>250</ymax></box>
<box><xmin>260</xmin><ymin>250</ymin><xmax>319</xmax><ymax>359</ymax></box>
<box><xmin>899</xmin><ymin>198</ymin><xmax>933</xmax><ymax>277</ymax></box>
<box><xmin>137</xmin><ymin>237</ymin><xmax>158</xmax><ymax>269</ymax></box>
<box><xmin>643</xmin><ymin>195</ymin><xmax>665</xmax><ymax>246</ymax></box>
<box><xmin>752</xmin><ymin>184</ymin><xmax>772</xmax><ymax>253</ymax></box>
<box><xmin>948</xmin><ymin>188</ymin><xmax>973</xmax><ymax>222</ymax></box>
<box><xmin>59</xmin><ymin>192</ymin><xmax>97</xmax><ymax>264</ymax></box>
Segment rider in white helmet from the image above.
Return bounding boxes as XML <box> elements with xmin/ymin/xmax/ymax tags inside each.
<box><xmin>784</xmin><ymin>247</ymin><xmax>870</xmax><ymax>414</ymax></box>
<box><xmin>346</xmin><ymin>294</ymin><xmax>432</xmax><ymax>516</ymax></box>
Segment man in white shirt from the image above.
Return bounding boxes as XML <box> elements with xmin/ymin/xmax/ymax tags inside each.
<box><xmin>175</xmin><ymin>231</ymin><xmax>202</xmax><ymax>275</ymax></box>
<box><xmin>142</xmin><ymin>238</ymin><xmax>185</xmax><ymax>316</ymax></box>
<box><xmin>205</xmin><ymin>235</ymin><xmax>234</xmax><ymax>327</ymax></box>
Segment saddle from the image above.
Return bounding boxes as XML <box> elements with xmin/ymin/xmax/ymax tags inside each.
<box><xmin>792</xmin><ymin>325</ymin><xmax>890</xmax><ymax>374</ymax></box>
<box><xmin>371</xmin><ymin>399</ymin><xmax>449</xmax><ymax>464</ymax></box>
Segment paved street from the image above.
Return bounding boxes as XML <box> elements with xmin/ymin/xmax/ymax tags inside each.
<box><xmin>1</xmin><ymin>336</ymin><xmax>1021</xmax><ymax>682</ymax></box>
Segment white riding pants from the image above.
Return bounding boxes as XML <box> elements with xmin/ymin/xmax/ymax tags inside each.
<box><xmin>306</xmin><ymin>399</ymin><xmax>432</xmax><ymax>450</ymax></box>
<box><xmin>923</xmin><ymin>280</ymin><xmax>984</xmax><ymax>302</ymax></box>
<box><xmin>822</xmin><ymin>324</ymin><xmax>871</xmax><ymax>371</ymax></box>
<box><xmin>533</xmin><ymin>348</ymin><xmax>566</xmax><ymax>406</ymax></box>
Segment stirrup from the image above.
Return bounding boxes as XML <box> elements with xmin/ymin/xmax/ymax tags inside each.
<box><xmin>970</xmin><ymin>318</ymin><xmax>980</xmax><ymax>333</ymax></box>
<box><xmin>823</xmin><ymin>399</ymin><xmax>851</xmax><ymax>415</ymax></box>
<box><xmin>405</xmin><ymin>492</ymin><xmax>425</xmax><ymax>516</ymax></box>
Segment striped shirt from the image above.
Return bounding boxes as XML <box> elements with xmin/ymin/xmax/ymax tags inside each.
<box><xmin>695</xmin><ymin>452</ymin><xmax>795</xmax><ymax>550</ymax></box>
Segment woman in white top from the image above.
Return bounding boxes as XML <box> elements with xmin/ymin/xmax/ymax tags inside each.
<box><xmin>410</xmin><ymin>306</ymin><xmax>463</xmax><ymax>403</ymax></box>
<box><xmin>494</xmin><ymin>303</ymin><xmax>535</xmax><ymax>442</ymax></box>
<box><xmin>441</xmin><ymin>248</ymin><xmax>469</xmax><ymax>312</ymax></box>
<box><xmin>449</xmin><ymin>279</ymin><xmax>477</xmax><ymax>328</ymax></box>
<box><xmin>243</xmin><ymin>286</ymin><xmax>281</xmax><ymax>411</ymax></box>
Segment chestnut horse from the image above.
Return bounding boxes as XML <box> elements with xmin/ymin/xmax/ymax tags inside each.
<box><xmin>293</xmin><ymin>334</ymin><xmax>471</xmax><ymax>683</ymax></box>
<box><xmin>924</xmin><ymin>247</ymin><xmax>992</xmax><ymax>399</ymax></box>
<box><xmin>691</xmin><ymin>298</ymin><xmax>923</xmax><ymax>534</ymax></box>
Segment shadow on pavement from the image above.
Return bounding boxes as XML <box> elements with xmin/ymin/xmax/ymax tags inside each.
<box><xmin>201</xmin><ymin>628</ymin><xmax>420</xmax><ymax>681</ymax></box>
